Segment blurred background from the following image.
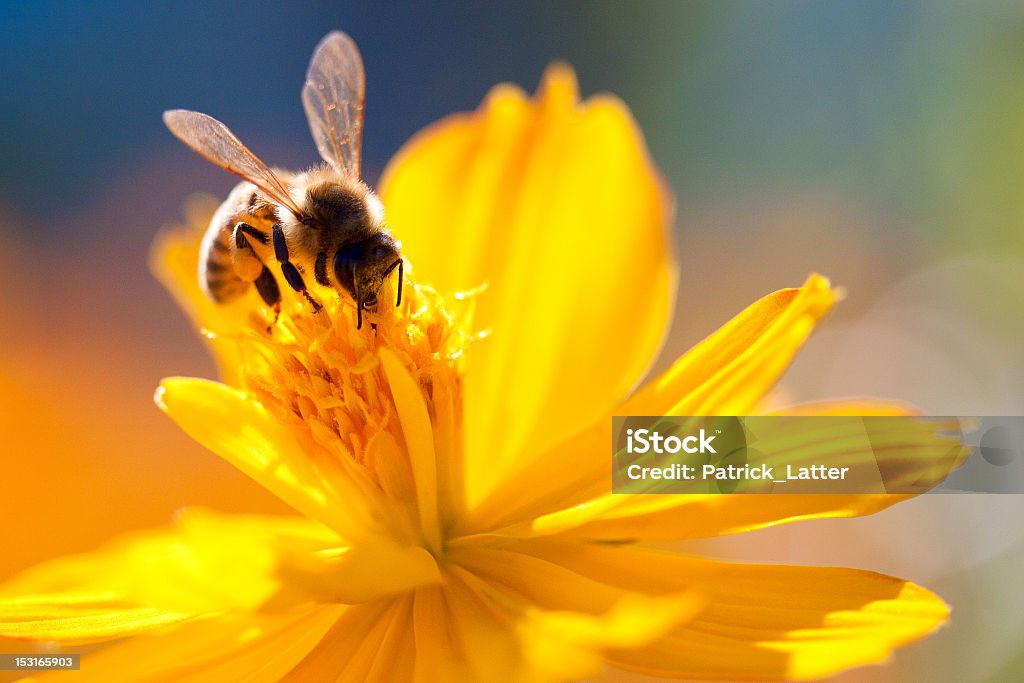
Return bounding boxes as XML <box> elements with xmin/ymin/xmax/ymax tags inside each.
<box><xmin>2</xmin><ymin>1</ymin><xmax>1023</xmax><ymax>680</ymax></box>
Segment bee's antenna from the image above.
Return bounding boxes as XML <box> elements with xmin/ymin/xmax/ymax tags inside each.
<box><xmin>356</xmin><ymin>303</ymin><xmax>363</xmax><ymax>330</ymax></box>
<box><xmin>395</xmin><ymin>259</ymin><xmax>404</xmax><ymax>307</ymax></box>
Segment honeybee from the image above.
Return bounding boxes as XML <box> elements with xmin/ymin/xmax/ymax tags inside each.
<box><xmin>164</xmin><ymin>31</ymin><xmax>402</xmax><ymax>329</ymax></box>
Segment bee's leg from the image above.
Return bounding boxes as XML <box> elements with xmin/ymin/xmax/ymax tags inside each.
<box><xmin>273</xmin><ymin>224</ymin><xmax>323</xmax><ymax>312</ymax></box>
<box><xmin>271</xmin><ymin>223</ymin><xmax>290</xmax><ymax>263</ymax></box>
<box><xmin>282</xmin><ymin>262</ymin><xmax>324</xmax><ymax>312</ymax></box>
<box><xmin>237</xmin><ymin>222</ymin><xmax>269</xmax><ymax>246</ymax></box>
<box><xmin>231</xmin><ymin>222</ymin><xmax>270</xmax><ymax>282</ymax></box>
<box><xmin>254</xmin><ymin>265</ymin><xmax>281</xmax><ymax>327</ymax></box>
<box><xmin>386</xmin><ymin>258</ymin><xmax>403</xmax><ymax>307</ymax></box>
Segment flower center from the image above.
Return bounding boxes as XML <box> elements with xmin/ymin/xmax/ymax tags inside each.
<box><xmin>236</xmin><ymin>278</ymin><xmax>465</xmax><ymax>541</ymax></box>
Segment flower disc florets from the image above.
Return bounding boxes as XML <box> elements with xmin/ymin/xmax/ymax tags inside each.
<box><xmin>192</xmin><ymin>274</ymin><xmax>467</xmax><ymax>551</ymax></box>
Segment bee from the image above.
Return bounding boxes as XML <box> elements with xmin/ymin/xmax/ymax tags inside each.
<box><xmin>164</xmin><ymin>31</ymin><xmax>402</xmax><ymax>329</ymax></box>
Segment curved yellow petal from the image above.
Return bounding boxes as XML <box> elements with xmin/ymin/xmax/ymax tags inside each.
<box><xmin>0</xmin><ymin>510</ymin><xmax>313</xmax><ymax>616</ymax></box>
<box><xmin>517</xmin><ymin>413</ymin><xmax>965</xmax><ymax>541</ymax></box>
<box><xmin>379</xmin><ymin>349</ymin><xmax>441</xmax><ymax>553</ymax></box>
<box><xmin>411</xmin><ymin>586</ymin><xmax>465</xmax><ymax>683</ymax></box>
<box><xmin>379</xmin><ymin>64</ymin><xmax>676</xmax><ymax>506</ymax></box>
<box><xmin>27</xmin><ymin>606</ymin><xmax>344</xmax><ymax>683</ymax></box>
<box><xmin>526</xmin><ymin>494</ymin><xmax>915</xmax><ymax>543</ymax></box>
<box><xmin>0</xmin><ymin>508</ymin><xmax>437</xmax><ymax>656</ymax></box>
<box><xmin>279</xmin><ymin>536</ymin><xmax>440</xmax><ymax>605</ymax></box>
<box><xmin>156</xmin><ymin>377</ymin><xmax>384</xmax><ymax>540</ymax></box>
<box><xmin>0</xmin><ymin>595</ymin><xmax>193</xmax><ymax>645</ymax></box>
<box><xmin>517</xmin><ymin>593</ymin><xmax>699</xmax><ymax>681</ymax></box>
<box><xmin>462</xmin><ymin>276</ymin><xmax>837</xmax><ymax>535</ymax></box>
<box><xmin>443</xmin><ymin>562</ymin><xmax>699</xmax><ymax>682</ymax></box>
<box><xmin>281</xmin><ymin>598</ymin><xmax>414</xmax><ymax>683</ymax></box>
<box><xmin>437</xmin><ymin>568</ymin><xmax>524</xmax><ymax>682</ymax></box>
<box><xmin>0</xmin><ymin>510</ymin><xmax>332</xmax><ymax>645</ymax></box>
<box><xmin>521</xmin><ymin>541</ymin><xmax>948</xmax><ymax>681</ymax></box>
<box><xmin>627</xmin><ymin>272</ymin><xmax>837</xmax><ymax>416</ymax></box>
<box><xmin>449</xmin><ymin>545</ymin><xmax>702</xmax><ymax>624</ymax></box>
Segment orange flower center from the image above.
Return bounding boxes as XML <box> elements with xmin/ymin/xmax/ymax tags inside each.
<box><xmin>235</xmin><ymin>280</ymin><xmax>465</xmax><ymax>529</ymax></box>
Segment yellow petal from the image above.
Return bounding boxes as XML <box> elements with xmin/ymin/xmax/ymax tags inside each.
<box><xmin>463</xmin><ymin>276</ymin><xmax>837</xmax><ymax>535</ymax></box>
<box><xmin>156</xmin><ymin>382</ymin><xmax>440</xmax><ymax>602</ymax></box>
<box><xmin>0</xmin><ymin>510</ymin><xmax>312</xmax><ymax>615</ymax></box>
<box><xmin>518</xmin><ymin>413</ymin><xmax>965</xmax><ymax>540</ymax></box>
<box><xmin>379</xmin><ymin>349</ymin><xmax>441</xmax><ymax>553</ymax></box>
<box><xmin>379</xmin><ymin>64</ymin><xmax>676</xmax><ymax>507</ymax></box>
<box><xmin>444</xmin><ymin>562</ymin><xmax>699</xmax><ymax>682</ymax></box>
<box><xmin>0</xmin><ymin>595</ymin><xmax>193</xmax><ymax>645</ymax></box>
<box><xmin>450</xmin><ymin>545</ymin><xmax>630</xmax><ymax>613</ymax></box>
<box><xmin>449</xmin><ymin>544</ymin><xmax>702</xmax><ymax>622</ymax></box>
<box><xmin>627</xmin><ymin>272</ymin><xmax>836</xmax><ymax>416</ymax></box>
<box><xmin>156</xmin><ymin>377</ymin><xmax>382</xmax><ymax>540</ymax></box>
<box><xmin>411</xmin><ymin>586</ymin><xmax>466</xmax><ymax>682</ymax></box>
<box><xmin>521</xmin><ymin>540</ymin><xmax>948</xmax><ymax>681</ymax></box>
<box><xmin>282</xmin><ymin>598</ymin><xmax>414</xmax><ymax>683</ymax></box>
<box><xmin>279</xmin><ymin>535</ymin><xmax>440</xmax><ymax>605</ymax></box>
<box><xmin>525</xmin><ymin>494</ymin><xmax>914</xmax><ymax>543</ymax></box>
<box><xmin>0</xmin><ymin>510</ymin><xmax>329</xmax><ymax>645</ymax></box>
<box><xmin>27</xmin><ymin>606</ymin><xmax>344</xmax><ymax>682</ymax></box>
<box><xmin>441</xmin><ymin>567</ymin><xmax>525</xmax><ymax>682</ymax></box>
<box><xmin>361</xmin><ymin>598</ymin><xmax>416</xmax><ymax>683</ymax></box>
<box><xmin>517</xmin><ymin>593</ymin><xmax>698</xmax><ymax>681</ymax></box>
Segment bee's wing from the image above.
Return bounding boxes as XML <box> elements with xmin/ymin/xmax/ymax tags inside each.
<box><xmin>302</xmin><ymin>31</ymin><xmax>365</xmax><ymax>178</ymax></box>
<box><xmin>163</xmin><ymin>109</ymin><xmax>302</xmax><ymax>217</ymax></box>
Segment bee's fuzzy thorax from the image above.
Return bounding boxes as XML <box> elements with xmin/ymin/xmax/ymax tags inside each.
<box><xmin>281</xmin><ymin>165</ymin><xmax>367</xmax><ymax>224</ymax></box>
<box><xmin>273</xmin><ymin>165</ymin><xmax>386</xmax><ymax>267</ymax></box>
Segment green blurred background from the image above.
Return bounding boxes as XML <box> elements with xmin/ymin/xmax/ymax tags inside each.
<box><xmin>2</xmin><ymin>1</ymin><xmax>1023</xmax><ymax>680</ymax></box>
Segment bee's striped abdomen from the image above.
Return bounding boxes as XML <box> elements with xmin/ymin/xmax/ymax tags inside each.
<box><xmin>198</xmin><ymin>181</ymin><xmax>277</xmax><ymax>303</ymax></box>
<box><xmin>200</xmin><ymin>224</ymin><xmax>249</xmax><ymax>302</ymax></box>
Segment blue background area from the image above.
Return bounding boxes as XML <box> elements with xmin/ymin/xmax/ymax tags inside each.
<box><xmin>0</xmin><ymin>1</ymin><xmax>962</xmax><ymax>224</ymax></box>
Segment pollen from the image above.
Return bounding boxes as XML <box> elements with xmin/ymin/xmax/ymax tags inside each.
<box><xmin>235</xmin><ymin>280</ymin><xmax>465</xmax><ymax>522</ymax></box>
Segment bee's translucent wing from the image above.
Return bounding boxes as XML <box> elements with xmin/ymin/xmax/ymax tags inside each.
<box><xmin>302</xmin><ymin>31</ymin><xmax>365</xmax><ymax>178</ymax></box>
<box><xmin>163</xmin><ymin>109</ymin><xmax>302</xmax><ymax>216</ymax></box>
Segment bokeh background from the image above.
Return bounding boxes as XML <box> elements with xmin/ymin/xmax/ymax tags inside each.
<box><xmin>2</xmin><ymin>1</ymin><xmax>1023</xmax><ymax>680</ymax></box>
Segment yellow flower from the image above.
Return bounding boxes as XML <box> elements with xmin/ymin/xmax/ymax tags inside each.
<box><xmin>0</xmin><ymin>66</ymin><xmax>957</xmax><ymax>681</ymax></box>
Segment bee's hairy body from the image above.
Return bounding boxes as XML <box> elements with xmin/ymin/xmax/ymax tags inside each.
<box><xmin>166</xmin><ymin>31</ymin><xmax>402</xmax><ymax>329</ymax></box>
<box><xmin>200</xmin><ymin>181</ymin><xmax>278</xmax><ymax>303</ymax></box>
<box><xmin>200</xmin><ymin>167</ymin><xmax>397</xmax><ymax>327</ymax></box>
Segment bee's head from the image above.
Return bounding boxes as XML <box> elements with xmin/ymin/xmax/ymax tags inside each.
<box><xmin>333</xmin><ymin>233</ymin><xmax>403</xmax><ymax>327</ymax></box>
